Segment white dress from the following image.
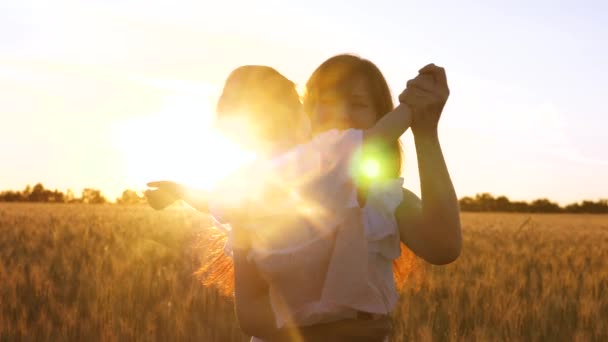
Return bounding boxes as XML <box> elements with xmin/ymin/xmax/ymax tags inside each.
<box><xmin>207</xmin><ymin>129</ymin><xmax>404</xmax><ymax>336</ymax></box>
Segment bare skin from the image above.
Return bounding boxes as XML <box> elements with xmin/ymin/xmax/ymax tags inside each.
<box><xmin>265</xmin><ymin>64</ymin><xmax>461</xmax><ymax>340</ymax></box>
<box><xmin>311</xmin><ymin>64</ymin><xmax>461</xmax><ymax>265</ymax></box>
<box><xmin>145</xmin><ymin>63</ymin><xmax>461</xmax><ymax>341</ymax></box>
<box><xmin>234</xmin><ymin>64</ymin><xmax>461</xmax><ymax>341</ymax></box>
<box><xmin>396</xmin><ymin>64</ymin><xmax>461</xmax><ymax>265</ymax></box>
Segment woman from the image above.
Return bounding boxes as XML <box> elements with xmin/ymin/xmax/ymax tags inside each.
<box><xmin>305</xmin><ymin>54</ymin><xmax>461</xmax><ymax>265</ymax></box>
<box><xmin>235</xmin><ymin>54</ymin><xmax>461</xmax><ymax>341</ymax></box>
<box><xmin>148</xmin><ymin>64</ymin><xmax>416</xmax><ymax>335</ymax></box>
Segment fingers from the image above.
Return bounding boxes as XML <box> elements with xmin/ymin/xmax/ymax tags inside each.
<box><xmin>146</xmin><ymin>181</ymin><xmax>163</xmax><ymax>188</ymax></box>
<box><xmin>400</xmin><ymin>85</ymin><xmax>433</xmax><ymax>103</ymax></box>
<box><xmin>418</xmin><ymin>63</ymin><xmax>436</xmax><ymax>74</ymax></box>
<box><xmin>145</xmin><ymin>188</ymin><xmax>178</xmax><ymax>210</ymax></box>
<box><xmin>433</xmin><ymin>66</ymin><xmax>447</xmax><ymax>86</ymax></box>
<box><xmin>407</xmin><ymin>74</ymin><xmax>434</xmax><ymax>92</ymax></box>
<box><xmin>146</xmin><ymin>180</ymin><xmax>175</xmax><ymax>189</ymax></box>
<box><xmin>400</xmin><ymin>74</ymin><xmax>432</xmax><ymax>103</ymax></box>
<box><xmin>418</xmin><ymin>63</ymin><xmax>448</xmax><ymax>86</ymax></box>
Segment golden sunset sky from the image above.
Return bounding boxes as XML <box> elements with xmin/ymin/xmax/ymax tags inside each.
<box><xmin>1</xmin><ymin>0</ymin><xmax>607</xmax><ymax>204</ymax></box>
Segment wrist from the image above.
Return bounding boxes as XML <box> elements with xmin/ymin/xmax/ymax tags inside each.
<box><xmin>412</xmin><ymin>127</ymin><xmax>439</xmax><ymax>141</ymax></box>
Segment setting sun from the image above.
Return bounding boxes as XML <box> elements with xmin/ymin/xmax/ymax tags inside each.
<box><xmin>111</xmin><ymin>82</ymin><xmax>256</xmax><ymax>192</ymax></box>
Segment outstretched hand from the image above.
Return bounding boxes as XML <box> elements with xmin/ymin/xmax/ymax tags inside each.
<box><xmin>144</xmin><ymin>181</ymin><xmax>184</xmax><ymax>210</ymax></box>
<box><xmin>399</xmin><ymin>63</ymin><xmax>449</xmax><ymax>136</ymax></box>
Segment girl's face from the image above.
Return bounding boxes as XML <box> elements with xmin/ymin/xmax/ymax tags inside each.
<box><xmin>310</xmin><ymin>76</ymin><xmax>378</xmax><ymax>134</ymax></box>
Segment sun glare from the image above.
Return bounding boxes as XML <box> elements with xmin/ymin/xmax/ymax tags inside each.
<box><xmin>361</xmin><ymin>159</ymin><xmax>380</xmax><ymax>179</ymax></box>
<box><xmin>112</xmin><ymin>85</ymin><xmax>256</xmax><ymax>192</ymax></box>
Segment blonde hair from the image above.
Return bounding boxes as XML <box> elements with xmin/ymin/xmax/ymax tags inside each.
<box><xmin>215</xmin><ymin>65</ymin><xmax>304</xmax><ymax>150</ymax></box>
<box><xmin>303</xmin><ymin>54</ymin><xmax>419</xmax><ymax>286</ymax></box>
<box><xmin>196</xmin><ymin>65</ymin><xmax>303</xmax><ymax>296</ymax></box>
<box><xmin>196</xmin><ymin>61</ymin><xmax>420</xmax><ymax>297</ymax></box>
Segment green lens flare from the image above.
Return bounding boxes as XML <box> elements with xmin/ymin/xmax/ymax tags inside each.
<box><xmin>362</xmin><ymin>159</ymin><xmax>380</xmax><ymax>178</ymax></box>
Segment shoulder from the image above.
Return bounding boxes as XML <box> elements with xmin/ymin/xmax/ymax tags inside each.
<box><xmin>400</xmin><ymin>188</ymin><xmax>422</xmax><ymax>210</ymax></box>
<box><xmin>311</xmin><ymin>128</ymin><xmax>362</xmax><ymax>147</ymax></box>
<box><xmin>395</xmin><ymin>188</ymin><xmax>422</xmax><ymax>229</ymax></box>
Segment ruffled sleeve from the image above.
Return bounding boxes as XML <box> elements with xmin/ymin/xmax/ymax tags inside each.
<box><xmin>362</xmin><ymin>177</ymin><xmax>404</xmax><ymax>260</ymax></box>
<box><xmin>207</xmin><ymin>129</ymin><xmax>364</xmax><ymax>257</ymax></box>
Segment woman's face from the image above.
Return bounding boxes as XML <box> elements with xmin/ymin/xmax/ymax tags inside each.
<box><xmin>310</xmin><ymin>76</ymin><xmax>378</xmax><ymax>134</ymax></box>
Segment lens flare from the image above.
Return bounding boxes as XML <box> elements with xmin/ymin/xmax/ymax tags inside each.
<box><xmin>361</xmin><ymin>159</ymin><xmax>380</xmax><ymax>179</ymax></box>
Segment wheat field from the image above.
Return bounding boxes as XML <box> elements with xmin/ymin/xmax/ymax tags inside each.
<box><xmin>0</xmin><ymin>203</ymin><xmax>606</xmax><ymax>341</ymax></box>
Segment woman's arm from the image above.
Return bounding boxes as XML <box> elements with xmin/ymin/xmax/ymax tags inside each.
<box><xmin>395</xmin><ymin>64</ymin><xmax>462</xmax><ymax>265</ymax></box>
<box><xmin>395</xmin><ymin>139</ymin><xmax>461</xmax><ymax>265</ymax></box>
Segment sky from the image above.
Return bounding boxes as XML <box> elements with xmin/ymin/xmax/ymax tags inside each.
<box><xmin>1</xmin><ymin>0</ymin><xmax>607</xmax><ymax>204</ymax></box>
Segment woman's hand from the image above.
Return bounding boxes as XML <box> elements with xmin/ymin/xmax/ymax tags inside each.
<box><xmin>395</xmin><ymin>64</ymin><xmax>462</xmax><ymax>265</ymax></box>
<box><xmin>399</xmin><ymin>63</ymin><xmax>449</xmax><ymax>136</ymax></box>
<box><xmin>144</xmin><ymin>181</ymin><xmax>184</xmax><ymax>210</ymax></box>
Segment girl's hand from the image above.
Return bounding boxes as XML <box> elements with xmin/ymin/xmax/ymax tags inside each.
<box><xmin>144</xmin><ymin>181</ymin><xmax>184</xmax><ymax>210</ymax></box>
<box><xmin>147</xmin><ymin>181</ymin><xmax>184</xmax><ymax>197</ymax></box>
<box><xmin>398</xmin><ymin>63</ymin><xmax>449</xmax><ymax>136</ymax></box>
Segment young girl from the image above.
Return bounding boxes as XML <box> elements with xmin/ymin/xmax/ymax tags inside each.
<box><xmin>146</xmin><ymin>65</ymin><xmax>413</xmax><ymax>333</ymax></box>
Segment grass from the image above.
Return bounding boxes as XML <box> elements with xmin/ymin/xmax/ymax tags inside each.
<box><xmin>0</xmin><ymin>203</ymin><xmax>606</xmax><ymax>341</ymax></box>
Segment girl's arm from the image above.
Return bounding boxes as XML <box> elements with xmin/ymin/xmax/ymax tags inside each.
<box><xmin>145</xmin><ymin>181</ymin><xmax>209</xmax><ymax>212</ymax></box>
<box><xmin>395</xmin><ymin>64</ymin><xmax>462</xmax><ymax>265</ymax></box>
<box><xmin>362</xmin><ymin>103</ymin><xmax>413</xmax><ymax>145</ymax></box>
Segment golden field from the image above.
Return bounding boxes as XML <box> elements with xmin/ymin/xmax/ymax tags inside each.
<box><xmin>0</xmin><ymin>203</ymin><xmax>606</xmax><ymax>341</ymax></box>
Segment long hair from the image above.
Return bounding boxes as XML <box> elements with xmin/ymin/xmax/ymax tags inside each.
<box><xmin>194</xmin><ymin>231</ymin><xmax>233</xmax><ymax>297</ymax></box>
<box><xmin>196</xmin><ymin>65</ymin><xmax>303</xmax><ymax>297</ymax></box>
<box><xmin>196</xmin><ymin>58</ymin><xmax>420</xmax><ymax>296</ymax></box>
<box><xmin>215</xmin><ymin>65</ymin><xmax>304</xmax><ymax>149</ymax></box>
<box><xmin>303</xmin><ymin>54</ymin><xmax>420</xmax><ymax>288</ymax></box>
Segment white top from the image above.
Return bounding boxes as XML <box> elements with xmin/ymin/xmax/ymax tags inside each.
<box><xmin>208</xmin><ymin>129</ymin><xmax>404</xmax><ymax>328</ymax></box>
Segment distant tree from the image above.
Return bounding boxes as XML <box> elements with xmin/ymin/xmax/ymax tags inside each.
<box><xmin>81</xmin><ymin>188</ymin><xmax>107</xmax><ymax>204</ymax></box>
<box><xmin>459</xmin><ymin>196</ymin><xmax>478</xmax><ymax>211</ymax></box>
<box><xmin>0</xmin><ymin>184</ymin><xmax>606</xmax><ymax>213</ymax></box>
<box><xmin>495</xmin><ymin>196</ymin><xmax>512</xmax><ymax>211</ymax></box>
<box><xmin>48</xmin><ymin>190</ymin><xmax>65</xmax><ymax>203</ymax></box>
<box><xmin>116</xmin><ymin>189</ymin><xmax>146</xmax><ymax>205</ymax></box>
<box><xmin>596</xmin><ymin>199</ymin><xmax>608</xmax><ymax>213</ymax></box>
<box><xmin>566</xmin><ymin>199</ymin><xmax>608</xmax><ymax>214</ymax></box>
<box><xmin>530</xmin><ymin>198</ymin><xmax>561</xmax><ymax>213</ymax></box>
<box><xmin>28</xmin><ymin>183</ymin><xmax>52</xmax><ymax>202</ymax></box>
<box><xmin>65</xmin><ymin>189</ymin><xmax>78</xmax><ymax>203</ymax></box>
<box><xmin>564</xmin><ymin>202</ymin><xmax>581</xmax><ymax>213</ymax></box>
<box><xmin>0</xmin><ymin>190</ymin><xmax>22</xmax><ymax>202</ymax></box>
<box><xmin>22</xmin><ymin>185</ymin><xmax>32</xmax><ymax>199</ymax></box>
<box><xmin>511</xmin><ymin>201</ymin><xmax>530</xmax><ymax>213</ymax></box>
<box><xmin>476</xmin><ymin>193</ymin><xmax>496</xmax><ymax>211</ymax></box>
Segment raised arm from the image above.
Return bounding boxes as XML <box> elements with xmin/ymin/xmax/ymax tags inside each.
<box><xmin>395</xmin><ymin>64</ymin><xmax>462</xmax><ymax>265</ymax></box>
<box><xmin>363</xmin><ymin>103</ymin><xmax>413</xmax><ymax>145</ymax></box>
